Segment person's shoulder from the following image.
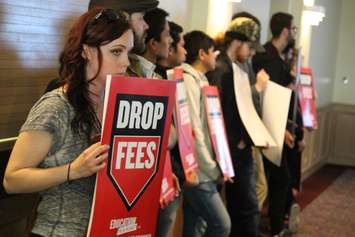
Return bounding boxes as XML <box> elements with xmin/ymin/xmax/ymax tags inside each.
<box><xmin>42</xmin><ymin>89</ymin><xmax>68</xmax><ymax>104</ymax></box>
<box><xmin>181</xmin><ymin>63</ymin><xmax>197</xmax><ymax>80</ymax></box>
<box><xmin>127</xmin><ymin>54</ymin><xmax>142</xmax><ymax>77</ymax></box>
<box><xmin>32</xmin><ymin>89</ymin><xmax>70</xmax><ymax>115</ymax></box>
<box><xmin>21</xmin><ymin>89</ymin><xmax>71</xmax><ymax>135</ymax></box>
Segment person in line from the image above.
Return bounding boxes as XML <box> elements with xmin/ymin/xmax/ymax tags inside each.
<box><xmin>138</xmin><ymin>7</ymin><xmax>173</xmax><ymax>79</ymax></box>
<box><xmin>253</xmin><ymin>12</ymin><xmax>299</xmax><ymax>237</ymax></box>
<box><xmin>207</xmin><ymin>28</ymin><xmax>268</xmax><ymax>236</ymax></box>
<box><xmin>155</xmin><ymin>20</ymin><xmax>188</xmax><ymax>237</ymax></box>
<box><xmin>181</xmin><ymin>30</ymin><xmax>231</xmax><ymax>237</ymax></box>
<box><xmin>4</xmin><ymin>8</ymin><xmax>133</xmax><ymax>237</ymax></box>
<box><xmin>45</xmin><ymin>0</ymin><xmax>159</xmax><ymax>92</ymax></box>
<box><xmin>228</xmin><ymin>12</ymin><xmax>269</xmax><ymax>213</ymax></box>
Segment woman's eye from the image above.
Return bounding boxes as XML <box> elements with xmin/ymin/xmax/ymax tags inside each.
<box><xmin>111</xmin><ymin>49</ymin><xmax>123</xmax><ymax>56</ymax></box>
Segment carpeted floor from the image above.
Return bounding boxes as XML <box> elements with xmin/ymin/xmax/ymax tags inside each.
<box><xmin>298</xmin><ymin>165</ymin><xmax>345</xmax><ymax>210</ymax></box>
<box><xmin>296</xmin><ymin>168</ymin><xmax>355</xmax><ymax>237</ymax></box>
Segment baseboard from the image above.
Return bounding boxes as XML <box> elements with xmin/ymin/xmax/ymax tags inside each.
<box><xmin>327</xmin><ymin>158</ymin><xmax>355</xmax><ymax>167</ymax></box>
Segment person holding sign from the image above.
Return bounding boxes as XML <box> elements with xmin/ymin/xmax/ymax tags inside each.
<box><xmin>3</xmin><ymin>8</ymin><xmax>133</xmax><ymax>237</ymax></box>
<box><xmin>253</xmin><ymin>12</ymin><xmax>301</xmax><ymax>236</ymax></box>
<box><xmin>229</xmin><ymin>11</ymin><xmax>269</xmax><ymax>213</ymax></box>
<box><xmin>139</xmin><ymin>9</ymin><xmax>181</xmax><ymax>237</ymax></box>
<box><xmin>155</xmin><ymin>21</ymin><xmax>189</xmax><ymax>237</ymax></box>
<box><xmin>281</xmin><ymin>45</ymin><xmax>305</xmax><ymax>235</ymax></box>
<box><xmin>207</xmin><ymin>27</ymin><xmax>268</xmax><ymax>236</ymax></box>
<box><xmin>44</xmin><ymin>0</ymin><xmax>159</xmax><ymax>93</ymax></box>
<box><xmin>89</xmin><ymin>0</ymin><xmax>159</xmax><ymax>78</ymax></box>
<box><xmin>181</xmin><ymin>31</ymin><xmax>231</xmax><ymax>237</ymax></box>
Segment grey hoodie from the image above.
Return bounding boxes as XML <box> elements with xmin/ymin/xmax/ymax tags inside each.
<box><xmin>181</xmin><ymin>63</ymin><xmax>221</xmax><ymax>183</ymax></box>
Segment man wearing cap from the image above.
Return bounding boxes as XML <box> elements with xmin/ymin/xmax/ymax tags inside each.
<box><xmin>207</xmin><ymin>18</ymin><xmax>269</xmax><ymax>236</ymax></box>
<box><xmin>88</xmin><ymin>0</ymin><xmax>159</xmax><ymax>77</ymax></box>
<box><xmin>229</xmin><ymin>13</ymin><xmax>269</xmax><ymax>213</ymax></box>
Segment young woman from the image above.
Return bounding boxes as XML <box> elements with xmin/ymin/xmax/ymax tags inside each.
<box><xmin>3</xmin><ymin>7</ymin><xmax>133</xmax><ymax>237</ymax></box>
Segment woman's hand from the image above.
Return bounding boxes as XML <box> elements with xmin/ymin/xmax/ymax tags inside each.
<box><xmin>69</xmin><ymin>142</ymin><xmax>109</xmax><ymax>180</ymax></box>
<box><xmin>4</xmin><ymin>132</ymin><xmax>109</xmax><ymax>194</ymax></box>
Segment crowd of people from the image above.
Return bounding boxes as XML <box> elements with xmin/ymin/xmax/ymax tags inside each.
<box><xmin>3</xmin><ymin>0</ymin><xmax>306</xmax><ymax>237</ymax></box>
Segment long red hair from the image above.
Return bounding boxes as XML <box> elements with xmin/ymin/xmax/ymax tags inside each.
<box><xmin>59</xmin><ymin>7</ymin><xmax>130</xmax><ymax>139</ymax></box>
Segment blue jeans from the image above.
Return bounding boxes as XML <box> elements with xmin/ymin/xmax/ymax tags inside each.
<box><xmin>156</xmin><ymin>194</ymin><xmax>182</xmax><ymax>237</ymax></box>
<box><xmin>226</xmin><ymin>146</ymin><xmax>260</xmax><ymax>237</ymax></box>
<box><xmin>183</xmin><ymin>181</ymin><xmax>231</xmax><ymax>237</ymax></box>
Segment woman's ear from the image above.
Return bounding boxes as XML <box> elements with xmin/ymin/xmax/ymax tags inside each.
<box><xmin>81</xmin><ymin>44</ymin><xmax>89</xmax><ymax>60</ymax></box>
<box><xmin>82</xmin><ymin>44</ymin><xmax>96</xmax><ymax>61</ymax></box>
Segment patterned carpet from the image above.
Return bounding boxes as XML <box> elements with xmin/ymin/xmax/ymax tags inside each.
<box><xmin>296</xmin><ymin>168</ymin><xmax>355</xmax><ymax>237</ymax></box>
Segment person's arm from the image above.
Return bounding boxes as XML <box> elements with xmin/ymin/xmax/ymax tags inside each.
<box><xmin>251</xmin><ymin>69</ymin><xmax>270</xmax><ymax>116</ymax></box>
<box><xmin>4</xmin><ymin>130</ymin><xmax>108</xmax><ymax>194</ymax></box>
<box><xmin>168</xmin><ymin>123</ymin><xmax>177</xmax><ymax>150</ymax></box>
<box><xmin>183</xmin><ymin>74</ymin><xmax>216</xmax><ymax>168</ymax></box>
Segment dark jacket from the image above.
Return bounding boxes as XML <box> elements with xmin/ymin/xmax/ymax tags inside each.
<box><xmin>253</xmin><ymin>42</ymin><xmax>303</xmax><ymax>141</ymax></box>
<box><xmin>207</xmin><ymin>53</ymin><xmax>253</xmax><ymax>153</ymax></box>
<box><xmin>252</xmin><ymin>42</ymin><xmax>294</xmax><ymax>87</ymax></box>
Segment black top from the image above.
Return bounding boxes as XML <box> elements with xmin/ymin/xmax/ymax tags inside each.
<box><xmin>253</xmin><ymin>42</ymin><xmax>303</xmax><ymax>142</ymax></box>
<box><xmin>252</xmin><ymin>42</ymin><xmax>294</xmax><ymax>87</ymax></box>
<box><xmin>206</xmin><ymin>53</ymin><xmax>253</xmax><ymax>153</ymax></box>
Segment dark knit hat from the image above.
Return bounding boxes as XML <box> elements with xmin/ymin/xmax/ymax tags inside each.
<box><xmin>89</xmin><ymin>0</ymin><xmax>159</xmax><ymax>14</ymax></box>
<box><xmin>228</xmin><ymin>17</ymin><xmax>265</xmax><ymax>53</ymax></box>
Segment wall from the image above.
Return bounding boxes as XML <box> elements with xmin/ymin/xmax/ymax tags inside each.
<box><xmin>332</xmin><ymin>0</ymin><xmax>355</xmax><ymax>105</ymax></box>
<box><xmin>160</xmin><ymin>0</ymin><xmax>273</xmax><ymax>42</ymax></box>
<box><xmin>267</xmin><ymin>0</ymin><xmax>347</xmax><ymax>175</ymax></box>
<box><xmin>162</xmin><ymin>0</ymin><xmax>211</xmax><ymax>33</ymax></box>
<box><xmin>301</xmin><ymin>106</ymin><xmax>331</xmax><ymax>178</ymax></box>
<box><xmin>269</xmin><ymin>0</ymin><xmax>342</xmax><ymax>108</ymax></box>
<box><xmin>308</xmin><ymin>0</ymin><xmax>342</xmax><ymax>108</ymax></box>
<box><xmin>158</xmin><ymin>0</ymin><xmax>190</xmax><ymax>31</ymax></box>
<box><xmin>0</xmin><ymin>0</ymin><xmax>89</xmax><ymax>149</ymax></box>
<box><xmin>327</xmin><ymin>104</ymin><xmax>355</xmax><ymax>166</ymax></box>
<box><xmin>232</xmin><ymin>0</ymin><xmax>271</xmax><ymax>44</ymax></box>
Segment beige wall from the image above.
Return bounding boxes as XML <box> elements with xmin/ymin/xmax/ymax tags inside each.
<box><xmin>333</xmin><ymin>0</ymin><xmax>355</xmax><ymax>105</ymax></box>
<box><xmin>232</xmin><ymin>0</ymin><xmax>271</xmax><ymax>44</ymax></box>
<box><xmin>327</xmin><ymin>104</ymin><xmax>355</xmax><ymax>166</ymax></box>
<box><xmin>302</xmin><ymin>104</ymin><xmax>355</xmax><ymax>177</ymax></box>
<box><xmin>309</xmin><ymin>0</ymin><xmax>342</xmax><ymax>107</ymax></box>
<box><xmin>160</xmin><ymin>0</ymin><xmax>209</xmax><ymax>33</ymax></box>
<box><xmin>0</xmin><ymin>0</ymin><xmax>88</xmax><ymax>143</ymax></box>
<box><xmin>301</xmin><ymin>107</ymin><xmax>331</xmax><ymax>178</ymax></box>
<box><xmin>158</xmin><ymin>0</ymin><xmax>191</xmax><ymax>31</ymax></box>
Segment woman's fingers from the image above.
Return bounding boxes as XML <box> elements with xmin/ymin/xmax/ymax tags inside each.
<box><xmin>83</xmin><ymin>142</ymin><xmax>102</xmax><ymax>155</ymax></box>
<box><xmin>93</xmin><ymin>152</ymin><xmax>108</xmax><ymax>165</ymax></box>
<box><xmin>93</xmin><ymin>161</ymin><xmax>107</xmax><ymax>173</ymax></box>
<box><xmin>90</xmin><ymin>144</ymin><xmax>110</xmax><ymax>158</ymax></box>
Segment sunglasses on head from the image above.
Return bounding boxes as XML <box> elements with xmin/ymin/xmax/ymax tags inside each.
<box><xmin>88</xmin><ymin>8</ymin><xmax>127</xmax><ymax>27</ymax></box>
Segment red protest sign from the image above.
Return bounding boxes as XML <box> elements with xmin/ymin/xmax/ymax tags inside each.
<box><xmin>167</xmin><ymin>68</ymin><xmax>199</xmax><ymax>182</ymax></box>
<box><xmin>298</xmin><ymin>67</ymin><xmax>318</xmax><ymax>129</ymax></box>
<box><xmin>202</xmin><ymin>86</ymin><xmax>235</xmax><ymax>178</ymax></box>
<box><xmin>87</xmin><ymin>76</ymin><xmax>176</xmax><ymax>237</ymax></box>
<box><xmin>160</xmin><ymin>152</ymin><xmax>176</xmax><ymax>205</ymax></box>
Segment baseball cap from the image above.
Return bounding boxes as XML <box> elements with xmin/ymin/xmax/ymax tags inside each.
<box><xmin>228</xmin><ymin>17</ymin><xmax>265</xmax><ymax>52</ymax></box>
<box><xmin>89</xmin><ymin>0</ymin><xmax>159</xmax><ymax>14</ymax></box>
